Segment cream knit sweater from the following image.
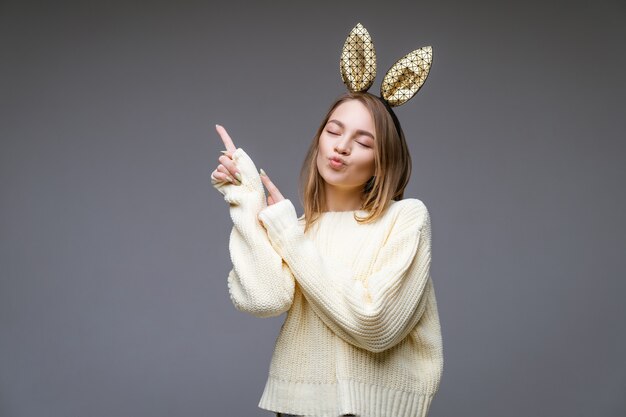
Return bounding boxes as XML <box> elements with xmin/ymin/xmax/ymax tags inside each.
<box><xmin>213</xmin><ymin>148</ymin><xmax>443</xmax><ymax>417</ymax></box>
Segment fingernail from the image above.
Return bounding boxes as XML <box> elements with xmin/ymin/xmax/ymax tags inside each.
<box><xmin>216</xmin><ymin>124</ymin><xmax>222</xmax><ymax>129</ymax></box>
<box><xmin>234</xmin><ymin>172</ymin><xmax>242</xmax><ymax>182</ymax></box>
<box><xmin>227</xmin><ymin>175</ymin><xmax>234</xmax><ymax>183</ymax></box>
<box><xmin>220</xmin><ymin>150</ymin><xmax>229</xmax><ymax>155</ymax></box>
<box><xmin>259</xmin><ymin>168</ymin><xmax>266</xmax><ymax>177</ymax></box>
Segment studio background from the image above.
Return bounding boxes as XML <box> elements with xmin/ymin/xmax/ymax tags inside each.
<box><xmin>1</xmin><ymin>1</ymin><xmax>624</xmax><ymax>416</ymax></box>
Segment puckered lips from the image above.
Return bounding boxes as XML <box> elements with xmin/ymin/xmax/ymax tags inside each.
<box><xmin>329</xmin><ymin>155</ymin><xmax>346</xmax><ymax>169</ymax></box>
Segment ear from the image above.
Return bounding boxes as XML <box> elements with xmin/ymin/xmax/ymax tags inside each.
<box><xmin>380</xmin><ymin>46</ymin><xmax>433</xmax><ymax>106</ymax></box>
<box><xmin>340</xmin><ymin>23</ymin><xmax>377</xmax><ymax>92</ymax></box>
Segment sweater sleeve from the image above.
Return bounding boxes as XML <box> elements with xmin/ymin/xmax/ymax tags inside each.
<box><xmin>257</xmin><ymin>198</ymin><xmax>432</xmax><ymax>352</ymax></box>
<box><xmin>212</xmin><ymin>148</ymin><xmax>295</xmax><ymax>318</ymax></box>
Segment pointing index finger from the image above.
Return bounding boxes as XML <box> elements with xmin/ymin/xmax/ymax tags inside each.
<box><xmin>215</xmin><ymin>124</ymin><xmax>237</xmax><ymax>154</ymax></box>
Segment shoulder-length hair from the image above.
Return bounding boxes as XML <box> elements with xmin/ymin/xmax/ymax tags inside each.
<box><xmin>298</xmin><ymin>91</ymin><xmax>412</xmax><ymax>233</ymax></box>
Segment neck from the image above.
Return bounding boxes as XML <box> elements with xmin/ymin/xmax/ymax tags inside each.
<box><xmin>323</xmin><ymin>184</ymin><xmax>364</xmax><ymax>212</ymax></box>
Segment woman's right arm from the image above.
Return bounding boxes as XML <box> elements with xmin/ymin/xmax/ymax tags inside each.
<box><xmin>212</xmin><ymin>147</ymin><xmax>295</xmax><ymax>318</ymax></box>
<box><xmin>257</xmin><ymin>197</ymin><xmax>433</xmax><ymax>353</ymax></box>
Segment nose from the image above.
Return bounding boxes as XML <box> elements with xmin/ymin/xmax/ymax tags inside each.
<box><xmin>334</xmin><ymin>135</ymin><xmax>351</xmax><ymax>155</ymax></box>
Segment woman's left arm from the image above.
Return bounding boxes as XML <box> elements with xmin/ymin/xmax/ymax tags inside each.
<box><xmin>257</xmin><ymin>198</ymin><xmax>432</xmax><ymax>353</ymax></box>
<box><xmin>212</xmin><ymin>147</ymin><xmax>295</xmax><ymax>318</ymax></box>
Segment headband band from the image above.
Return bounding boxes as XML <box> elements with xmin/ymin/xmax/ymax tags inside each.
<box><xmin>374</xmin><ymin>94</ymin><xmax>403</xmax><ymax>137</ymax></box>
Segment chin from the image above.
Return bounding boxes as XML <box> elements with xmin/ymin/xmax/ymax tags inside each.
<box><xmin>320</xmin><ymin>173</ymin><xmax>363</xmax><ymax>189</ymax></box>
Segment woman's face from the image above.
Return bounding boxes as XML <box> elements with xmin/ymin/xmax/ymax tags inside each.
<box><xmin>316</xmin><ymin>99</ymin><xmax>376</xmax><ymax>191</ymax></box>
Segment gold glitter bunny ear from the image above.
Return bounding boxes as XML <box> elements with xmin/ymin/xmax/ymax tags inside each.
<box><xmin>380</xmin><ymin>46</ymin><xmax>433</xmax><ymax>107</ymax></box>
<box><xmin>340</xmin><ymin>23</ymin><xmax>377</xmax><ymax>92</ymax></box>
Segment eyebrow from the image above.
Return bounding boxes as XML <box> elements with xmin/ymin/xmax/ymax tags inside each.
<box><xmin>327</xmin><ymin>119</ymin><xmax>375</xmax><ymax>140</ymax></box>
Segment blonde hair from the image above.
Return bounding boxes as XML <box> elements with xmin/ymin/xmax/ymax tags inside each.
<box><xmin>298</xmin><ymin>91</ymin><xmax>412</xmax><ymax>233</ymax></box>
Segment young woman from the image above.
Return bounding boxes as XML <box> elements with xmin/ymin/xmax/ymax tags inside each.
<box><xmin>210</xmin><ymin>91</ymin><xmax>443</xmax><ymax>417</ymax></box>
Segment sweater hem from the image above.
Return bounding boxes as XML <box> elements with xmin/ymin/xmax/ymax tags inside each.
<box><xmin>258</xmin><ymin>376</ymin><xmax>436</xmax><ymax>417</ymax></box>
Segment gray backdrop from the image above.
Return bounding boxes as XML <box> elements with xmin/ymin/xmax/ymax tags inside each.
<box><xmin>1</xmin><ymin>0</ymin><xmax>624</xmax><ymax>416</ymax></box>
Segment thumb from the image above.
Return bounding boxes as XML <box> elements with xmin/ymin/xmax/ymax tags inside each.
<box><xmin>259</xmin><ymin>168</ymin><xmax>285</xmax><ymax>204</ymax></box>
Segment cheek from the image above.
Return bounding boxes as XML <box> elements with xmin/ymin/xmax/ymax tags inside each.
<box><xmin>315</xmin><ymin>143</ymin><xmax>327</xmax><ymax>167</ymax></box>
<box><xmin>318</xmin><ymin>135</ymin><xmax>331</xmax><ymax>150</ymax></box>
<box><xmin>317</xmin><ymin>136</ymin><xmax>333</xmax><ymax>160</ymax></box>
<box><xmin>356</xmin><ymin>154</ymin><xmax>376</xmax><ymax>176</ymax></box>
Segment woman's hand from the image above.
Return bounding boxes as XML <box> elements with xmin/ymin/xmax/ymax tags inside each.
<box><xmin>259</xmin><ymin>170</ymin><xmax>285</xmax><ymax>207</ymax></box>
<box><xmin>210</xmin><ymin>123</ymin><xmax>285</xmax><ymax>216</ymax></box>
<box><xmin>210</xmin><ymin>124</ymin><xmax>242</xmax><ymax>186</ymax></box>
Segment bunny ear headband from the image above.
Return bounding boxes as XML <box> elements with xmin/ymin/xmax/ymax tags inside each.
<box><xmin>339</xmin><ymin>23</ymin><xmax>433</xmax><ymax>107</ymax></box>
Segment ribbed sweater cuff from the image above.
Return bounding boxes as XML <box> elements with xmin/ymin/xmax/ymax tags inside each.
<box><xmin>212</xmin><ymin>147</ymin><xmax>265</xmax><ymax>208</ymax></box>
<box><xmin>258</xmin><ymin>199</ymin><xmax>299</xmax><ymax>244</ymax></box>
